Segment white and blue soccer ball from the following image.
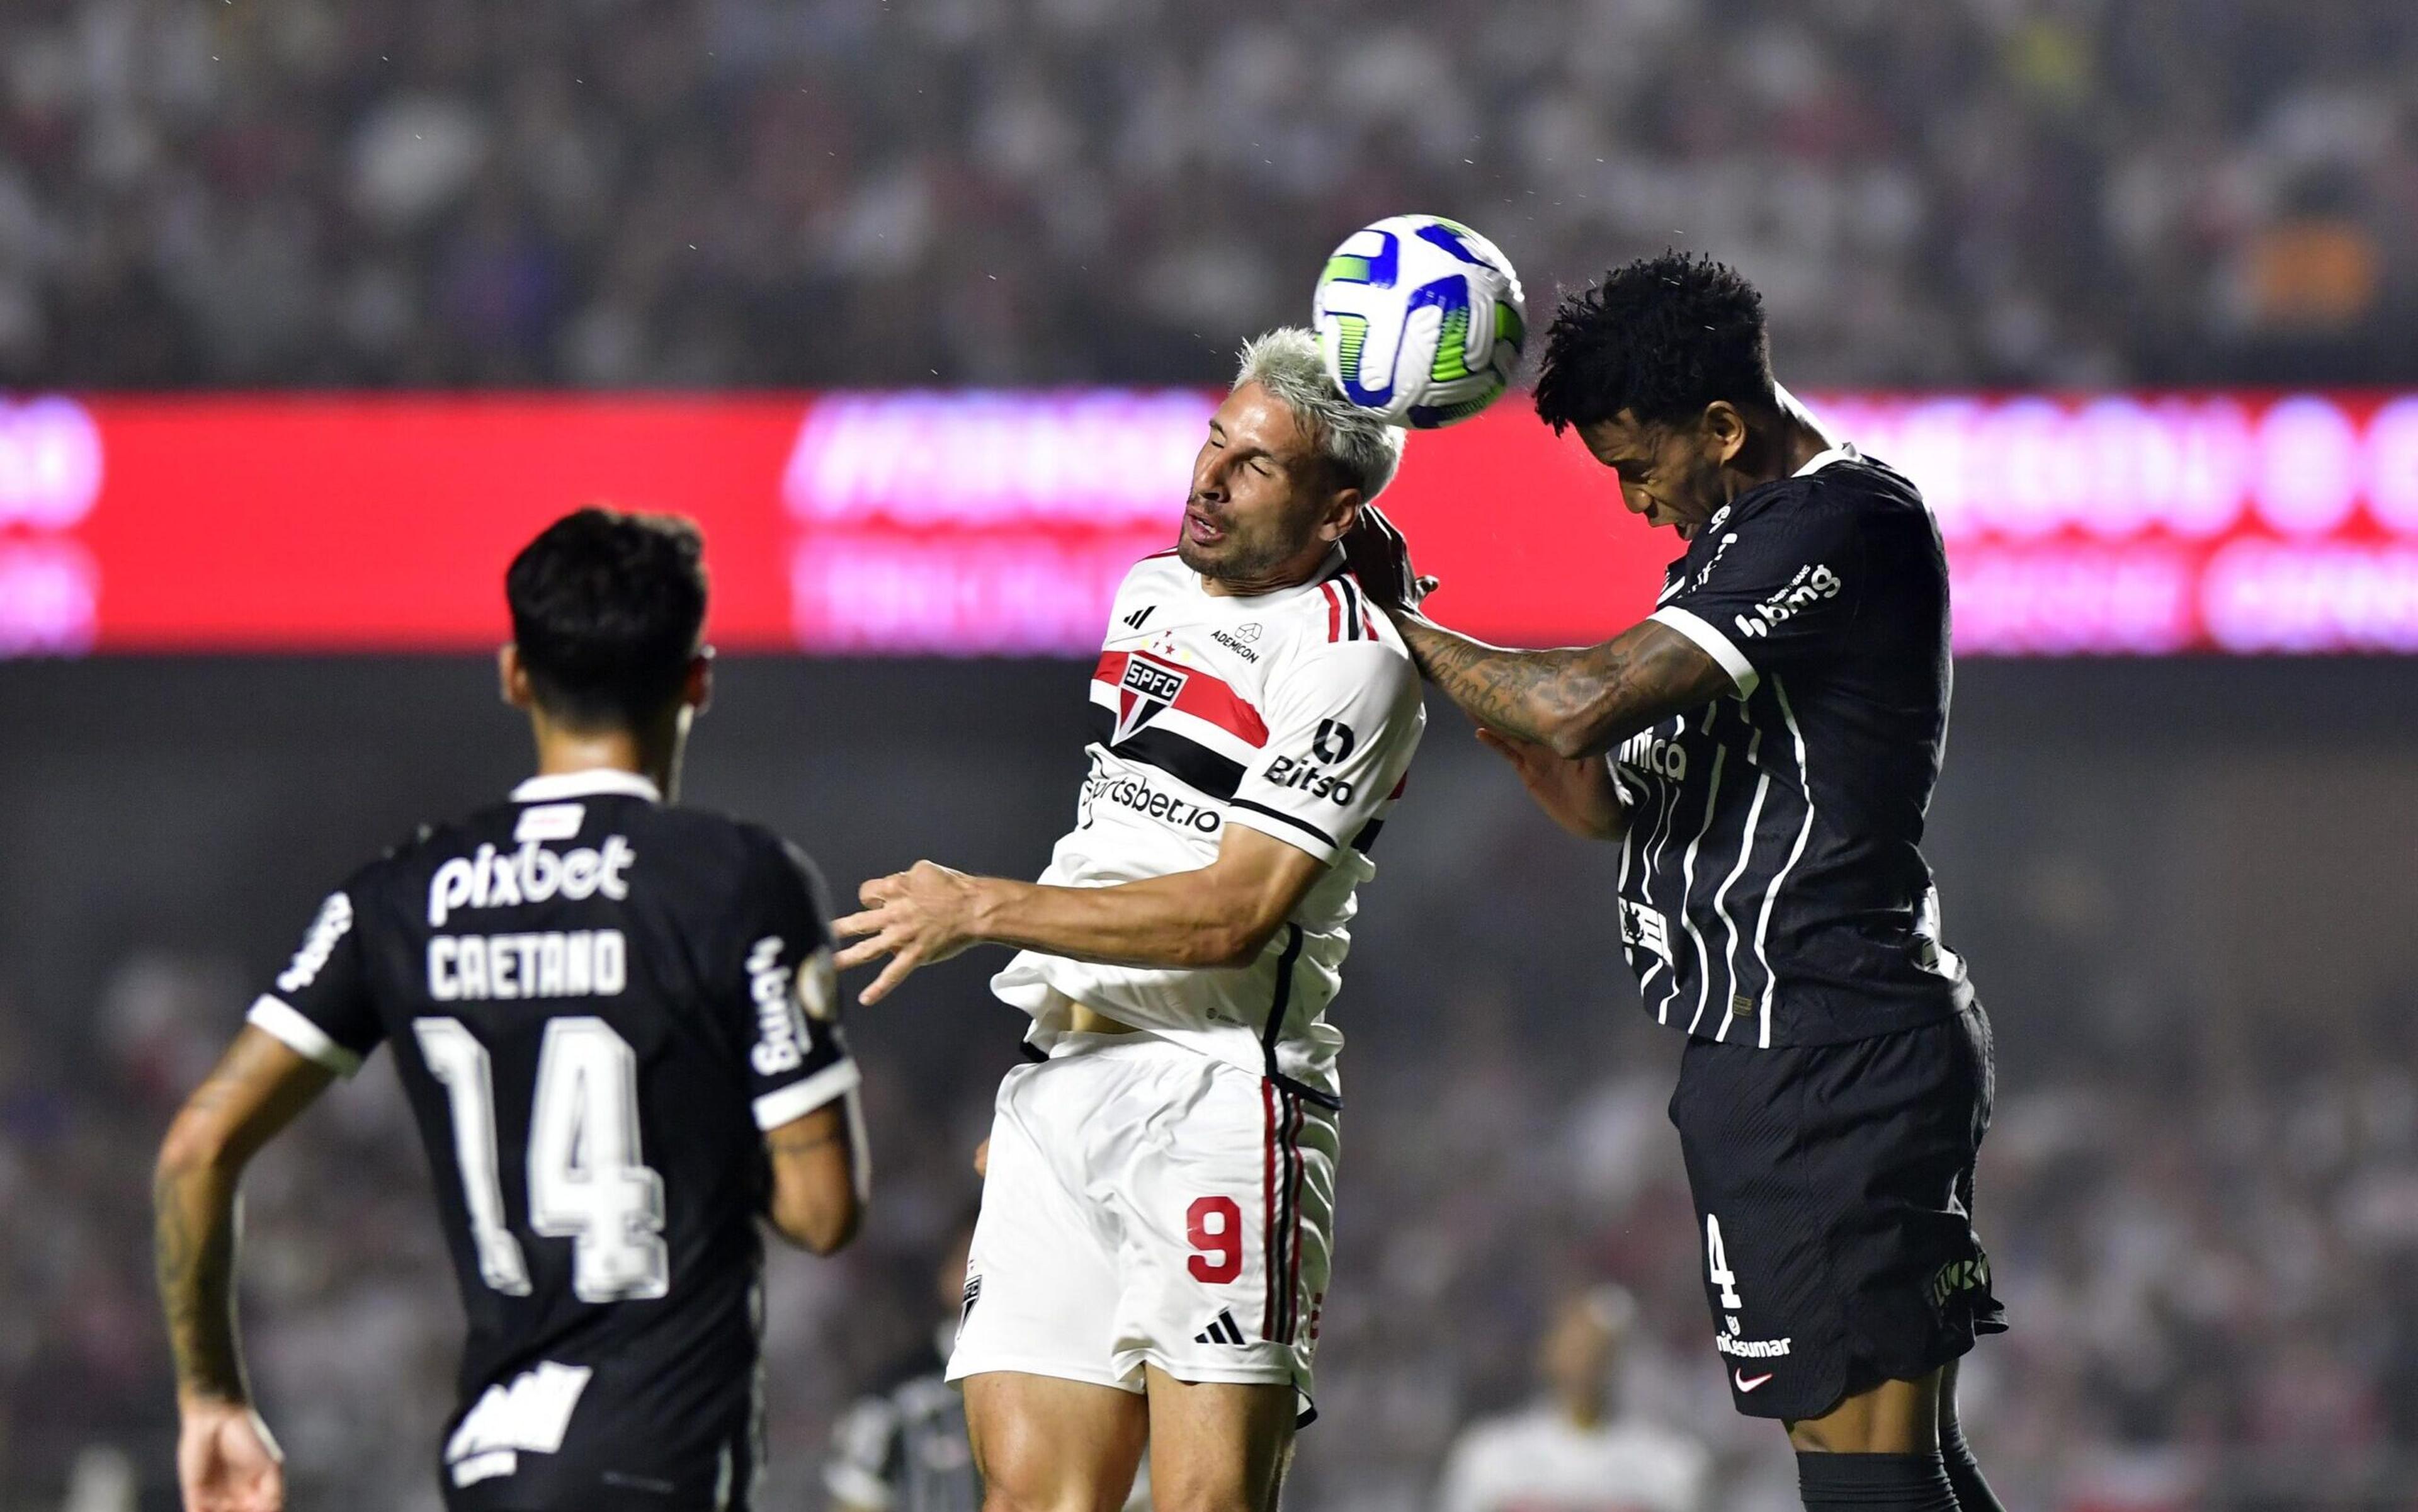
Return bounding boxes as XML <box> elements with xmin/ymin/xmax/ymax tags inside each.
<box><xmin>1312</xmin><ymin>214</ymin><xmax>1525</xmax><ymax>429</ymax></box>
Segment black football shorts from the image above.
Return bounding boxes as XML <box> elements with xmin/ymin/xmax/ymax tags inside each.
<box><xmin>440</xmin><ymin>1390</ymin><xmax>756</xmax><ymax>1512</ymax></box>
<box><xmin>1668</xmin><ymin>1001</ymin><xmax>2005</xmax><ymax>1423</ymax></box>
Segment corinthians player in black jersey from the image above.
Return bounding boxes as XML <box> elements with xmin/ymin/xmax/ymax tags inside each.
<box><xmin>152</xmin><ymin>509</ymin><xmax>866</xmax><ymax>1512</ymax></box>
<box><xmin>1352</xmin><ymin>254</ymin><xmax>2006</xmax><ymax>1512</ymax></box>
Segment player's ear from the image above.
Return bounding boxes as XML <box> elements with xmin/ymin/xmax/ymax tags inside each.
<box><xmin>684</xmin><ymin>648</ymin><xmax>715</xmax><ymax>715</ymax></box>
<box><xmin>497</xmin><ymin>645</ymin><xmax>534</xmax><ymax>710</ymax></box>
<box><xmin>1703</xmin><ymin>402</ymin><xmax>1749</xmax><ymax>466</ymax></box>
<box><xmin>1318</xmin><ymin>487</ymin><xmax>1364</xmax><ymax>545</ymax></box>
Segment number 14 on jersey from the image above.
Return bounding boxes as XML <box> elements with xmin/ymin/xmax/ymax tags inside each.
<box><xmin>414</xmin><ymin>1015</ymin><xmax>670</xmax><ymax>1304</ymax></box>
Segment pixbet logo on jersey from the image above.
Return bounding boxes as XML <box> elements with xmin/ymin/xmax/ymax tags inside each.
<box><xmin>1113</xmin><ymin>654</ymin><xmax>1188</xmax><ymax>744</ymax></box>
<box><xmin>426</xmin><ymin>838</ymin><xmax>637</xmax><ymax>926</ymax></box>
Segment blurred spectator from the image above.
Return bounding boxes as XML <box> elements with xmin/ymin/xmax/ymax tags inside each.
<box><xmin>824</xmin><ymin>1222</ymin><xmax>983</xmax><ymax>1512</ymax></box>
<box><xmin>822</xmin><ymin>1217</ymin><xmax>1154</xmax><ymax>1511</ymax></box>
<box><xmin>1</xmin><ymin>0</ymin><xmax>2415</xmax><ymax>390</ymax></box>
<box><xmin>1434</xmin><ymin>1284</ymin><xmax>1710</xmax><ymax>1512</ymax></box>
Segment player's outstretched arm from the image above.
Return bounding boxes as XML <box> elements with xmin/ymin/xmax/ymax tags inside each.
<box><xmin>832</xmin><ymin>826</ymin><xmax>1325</xmax><ymax>1006</ymax></box>
<box><xmin>1344</xmin><ymin>501</ymin><xmax>1730</xmax><ymax>759</ymax></box>
<box><xmin>154</xmin><ymin>1025</ymin><xmax>334</xmax><ymax>1512</ymax></box>
<box><xmin>1396</xmin><ymin>613</ymin><xmax>1732</xmax><ymax>759</ymax></box>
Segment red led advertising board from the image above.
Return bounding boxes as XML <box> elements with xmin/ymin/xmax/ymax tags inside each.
<box><xmin>2</xmin><ymin>390</ymin><xmax>2416</xmax><ymax>657</ymax></box>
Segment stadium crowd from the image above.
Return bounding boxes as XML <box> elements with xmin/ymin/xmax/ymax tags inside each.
<box><xmin>0</xmin><ymin>0</ymin><xmax>2413</xmax><ymax>391</ymax></box>
<box><xmin>7</xmin><ymin>891</ymin><xmax>2417</xmax><ymax>1508</ymax></box>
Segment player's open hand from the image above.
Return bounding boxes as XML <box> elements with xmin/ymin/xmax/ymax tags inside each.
<box><xmin>832</xmin><ymin>861</ymin><xmax>987</xmax><ymax>1006</ymax></box>
<box><xmin>1475</xmin><ymin>726</ymin><xmax>1628</xmax><ymax>841</ymax></box>
<box><xmin>1342</xmin><ymin>502</ymin><xmax>1438</xmax><ymax>614</ymax></box>
<box><xmin>176</xmin><ymin>1398</ymin><xmax>285</xmax><ymax>1512</ymax></box>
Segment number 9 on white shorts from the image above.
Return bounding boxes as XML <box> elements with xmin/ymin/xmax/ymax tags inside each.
<box><xmin>945</xmin><ymin>1033</ymin><xmax>1338</xmax><ymax>1414</ymax></box>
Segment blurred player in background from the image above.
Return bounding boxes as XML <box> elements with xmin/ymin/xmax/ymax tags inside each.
<box><xmin>1352</xmin><ymin>254</ymin><xmax>2006</xmax><ymax>1512</ymax></box>
<box><xmin>1434</xmin><ymin>1285</ymin><xmax>1710</xmax><ymax>1512</ymax></box>
<box><xmin>834</xmin><ymin>329</ymin><xmax>1425</xmax><ymax>1512</ymax></box>
<box><xmin>152</xmin><ymin>509</ymin><xmax>866</xmax><ymax>1512</ymax></box>
<box><xmin>826</xmin><ymin>1222</ymin><xmax>984</xmax><ymax>1512</ymax></box>
<box><xmin>823</xmin><ymin>1219</ymin><xmax>1154</xmax><ymax>1512</ymax></box>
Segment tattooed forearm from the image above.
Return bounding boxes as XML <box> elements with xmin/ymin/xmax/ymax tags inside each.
<box><xmin>152</xmin><ymin>1027</ymin><xmax>332</xmax><ymax>1407</ymax></box>
<box><xmin>154</xmin><ymin>1145</ymin><xmax>248</xmax><ymax>1403</ymax></box>
<box><xmin>1397</xmin><ymin>615</ymin><xmax>1734</xmax><ymax>758</ymax></box>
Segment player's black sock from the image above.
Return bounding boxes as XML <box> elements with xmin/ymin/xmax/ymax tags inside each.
<box><xmin>1796</xmin><ymin>1451</ymin><xmax>1960</xmax><ymax>1511</ymax></box>
<box><xmin>1939</xmin><ymin>1418</ymin><xmax>2005</xmax><ymax>1512</ymax></box>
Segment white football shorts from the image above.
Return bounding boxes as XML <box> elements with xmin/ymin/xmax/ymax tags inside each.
<box><xmin>946</xmin><ymin>1032</ymin><xmax>1338</xmax><ymax>1411</ymax></box>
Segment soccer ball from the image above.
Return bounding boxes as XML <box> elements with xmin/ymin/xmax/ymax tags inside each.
<box><xmin>1312</xmin><ymin>215</ymin><xmax>1525</xmax><ymax>429</ymax></box>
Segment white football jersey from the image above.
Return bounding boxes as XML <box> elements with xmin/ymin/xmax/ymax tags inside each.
<box><xmin>991</xmin><ymin>547</ymin><xmax>1426</xmax><ymax>1101</ymax></box>
<box><xmin>1435</xmin><ymin>1406</ymin><xmax>1711</xmax><ymax>1512</ymax></box>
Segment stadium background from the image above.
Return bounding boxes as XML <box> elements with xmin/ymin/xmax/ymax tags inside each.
<box><xmin>5</xmin><ymin>1</ymin><xmax>2418</xmax><ymax>1509</ymax></box>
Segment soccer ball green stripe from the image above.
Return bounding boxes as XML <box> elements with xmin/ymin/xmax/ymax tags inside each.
<box><xmin>1428</xmin><ymin>303</ymin><xmax>1473</xmax><ymax>382</ymax></box>
<box><xmin>1322</xmin><ymin>254</ymin><xmax>1374</xmax><ymax>285</ymax></box>
<box><xmin>1332</xmin><ymin>313</ymin><xmax>1370</xmax><ymax>381</ymax></box>
<box><xmin>1496</xmin><ymin>299</ymin><xmax>1524</xmax><ymax>350</ymax></box>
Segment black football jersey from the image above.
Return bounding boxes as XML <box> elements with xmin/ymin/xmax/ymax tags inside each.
<box><xmin>247</xmin><ymin>769</ymin><xmax>858</xmax><ymax>1504</ymax></box>
<box><xmin>1619</xmin><ymin>446</ymin><xmax>1974</xmax><ymax>1047</ymax></box>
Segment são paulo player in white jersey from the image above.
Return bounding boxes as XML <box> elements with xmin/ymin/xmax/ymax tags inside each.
<box><xmin>834</xmin><ymin>328</ymin><xmax>1425</xmax><ymax>1512</ymax></box>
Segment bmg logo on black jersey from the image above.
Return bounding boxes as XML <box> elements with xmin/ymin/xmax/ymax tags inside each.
<box><xmin>1734</xmin><ymin>562</ymin><xmax>1842</xmax><ymax>640</ymax></box>
<box><xmin>747</xmin><ymin>935</ymin><xmax>836</xmax><ymax>1075</ymax></box>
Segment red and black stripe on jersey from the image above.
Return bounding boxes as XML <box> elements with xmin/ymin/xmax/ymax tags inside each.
<box><xmin>1318</xmin><ymin>574</ymin><xmax>1378</xmax><ymax>643</ymax></box>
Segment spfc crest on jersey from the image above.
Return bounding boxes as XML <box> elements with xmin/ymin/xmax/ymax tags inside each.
<box><xmin>1115</xmin><ymin>654</ymin><xmax>1188</xmax><ymax>744</ymax></box>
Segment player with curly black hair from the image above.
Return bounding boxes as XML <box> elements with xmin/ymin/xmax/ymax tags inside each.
<box><xmin>1350</xmin><ymin>253</ymin><xmax>2007</xmax><ymax>1512</ymax></box>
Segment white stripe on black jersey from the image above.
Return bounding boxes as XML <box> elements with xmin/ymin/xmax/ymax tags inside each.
<box><xmin>1613</xmin><ymin>447</ymin><xmax>1973</xmax><ymax>1048</ymax></box>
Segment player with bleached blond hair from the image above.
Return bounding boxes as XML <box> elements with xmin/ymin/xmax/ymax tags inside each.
<box><xmin>836</xmin><ymin>329</ymin><xmax>1424</xmax><ymax>1511</ymax></box>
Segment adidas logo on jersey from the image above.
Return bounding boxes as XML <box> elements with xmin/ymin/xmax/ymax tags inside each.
<box><xmin>1123</xmin><ymin>605</ymin><xmax>1155</xmax><ymax>630</ymax></box>
<box><xmin>1193</xmin><ymin>1309</ymin><xmax>1249</xmax><ymax>1346</ymax></box>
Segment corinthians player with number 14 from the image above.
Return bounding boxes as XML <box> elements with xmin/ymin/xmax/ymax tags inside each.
<box><xmin>152</xmin><ymin>510</ymin><xmax>866</xmax><ymax>1512</ymax></box>
<box><xmin>834</xmin><ymin>329</ymin><xmax>1424</xmax><ymax>1511</ymax></box>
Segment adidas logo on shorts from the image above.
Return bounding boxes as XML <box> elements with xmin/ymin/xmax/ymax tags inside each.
<box><xmin>1193</xmin><ymin>1309</ymin><xmax>1248</xmax><ymax>1346</ymax></box>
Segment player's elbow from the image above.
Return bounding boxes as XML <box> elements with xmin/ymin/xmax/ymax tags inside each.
<box><xmin>1186</xmin><ymin>909</ymin><xmax>1286</xmax><ymax>969</ymax></box>
<box><xmin>771</xmin><ymin>1183</ymin><xmax>861</xmax><ymax>1256</ymax></box>
<box><xmin>155</xmin><ymin>1107</ymin><xmax>236</xmax><ymax>1184</ymax></box>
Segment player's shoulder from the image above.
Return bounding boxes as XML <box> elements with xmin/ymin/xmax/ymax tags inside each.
<box><xmin>642</xmin><ymin>806</ymin><xmax>822</xmax><ymax>894</ymax></box>
<box><xmin>1265</xmin><ymin>569</ymin><xmax>1418</xmax><ymax>681</ymax></box>
<box><xmin>1735</xmin><ymin>451</ymin><xmax>1922</xmax><ymax>528</ymax></box>
<box><xmin>1443</xmin><ymin>1404</ymin><xmax>1556</xmax><ymax>1464</ymax></box>
<box><xmin>348</xmin><ymin>802</ymin><xmax>517</xmax><ymax>892</ymax></box>
<box><xmin>1115</xmin><ymin>549</ymin><xmax>1191</xmax><ymax>600</ymax></box>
